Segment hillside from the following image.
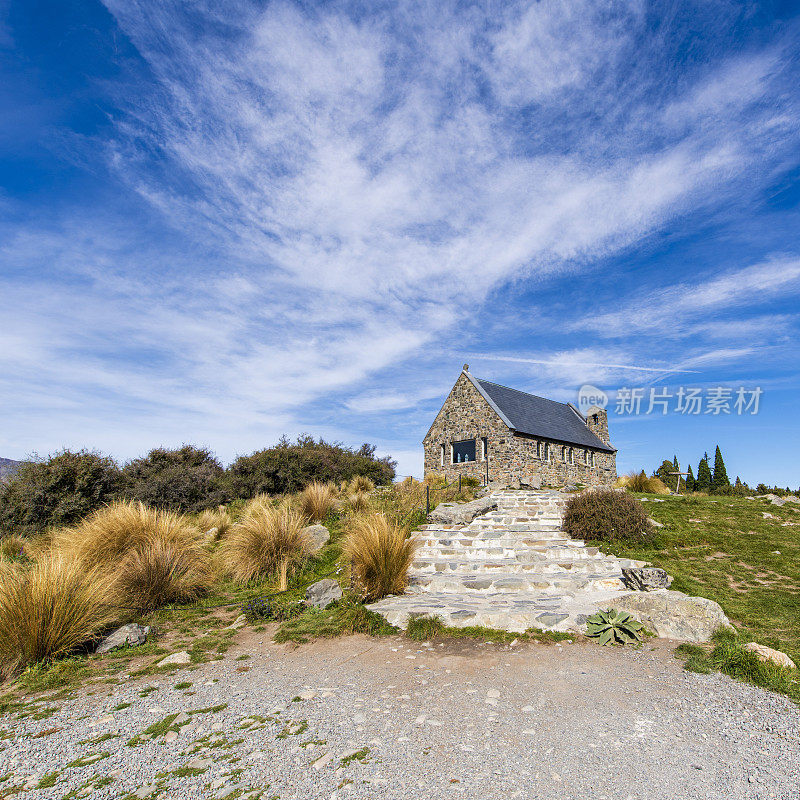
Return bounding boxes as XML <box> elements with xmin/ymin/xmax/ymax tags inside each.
<box><xmin>0</xmin><ymin>457</ymin><xmax>24</xmax><ymax>482</ymax></box>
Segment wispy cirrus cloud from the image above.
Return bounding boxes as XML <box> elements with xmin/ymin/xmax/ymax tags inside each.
<box><xmin>3</xmin><ymin>0</ymin><xmax>800</xmax><ymax>477</ymax></box>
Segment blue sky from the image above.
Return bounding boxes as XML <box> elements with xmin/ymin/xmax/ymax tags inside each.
<box><xmin>2</xmin><ymin>0</ymin><xmax>800</xmax><ymax>486</ymax></box>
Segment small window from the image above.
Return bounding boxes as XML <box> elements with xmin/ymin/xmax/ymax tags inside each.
<box><xmin>536</xmin><ymin>441</ymin><xmax>541</xmax><ymax>459</ymax></box>
<box><xmin>591</xmin><ymin>413</ymin><xmax>598</xmax><ymax>424</ymax></box>
<box><xmin>562</xmin><ymin>446</ymin><xmax>567</xmax><ymax>463</ymax></box>
<box><xmin>440</xmin><ymin>444</ymin><xmax>445</xmax><ymax>467</ymax></box>
<box><xmin>480</xmin><ymin>437</ymin><xmax>488</xmax><ymax>461</ymax></box>
<box><xmin>589</xmin><ymin>451</ymin><xmax>595</xmax><ymax>467</ymax></box>
<box><xmin>583</xmin><ymin>449</ymin><xmax>589</xmax><ymax>465</ymax></box>
<box><xmin>543</xmin><ymin>443</ymin><xmax>550</xmax><ymax>462</ymax></box>
<box><xmin>452</xmin><ymin>439</ymin><xmax>476</xmax><ymax>463</ymax></box>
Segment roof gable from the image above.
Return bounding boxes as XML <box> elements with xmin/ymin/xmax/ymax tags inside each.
<box><xmin>467</xmin><ymin>374</ymin><xmax>615</xmax><ymax>452</ymax></box>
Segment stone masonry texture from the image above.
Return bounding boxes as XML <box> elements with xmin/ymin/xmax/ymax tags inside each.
<box><xmin>423</xmin><ymin>373</ymin><xmax>617</xmax><ymax>486</ymax></box>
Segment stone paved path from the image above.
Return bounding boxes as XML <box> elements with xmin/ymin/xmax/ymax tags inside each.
<box><xmin>369</xmin><ymin>489</ymin><xmax>647</xmax><ymax>631</ymax></box>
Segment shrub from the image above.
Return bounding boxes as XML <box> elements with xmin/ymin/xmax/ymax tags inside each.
<box><xmin>116</xmin><ymin>538</ymin><xmax>211</xmax><ymax>613</ymax></box>
<box><xmin>342</xmin><ymin>513</ymin><xmax>417</xmax><ymax>602</ymax></box>
<box><xmin>227</xmin><ymin>435</ymin><xmax>395</xmax><ymax>498</ymax></box>
<box><xmin>615</xmin><ymin>471</ymin><xmax>670</xmax><ymax>494</ymax></box>
<box><xmin>298</xmin><ymin>482</ymin><xmax>337</xmax><ymax>522</ymax></box>
<box><xmin>223</xmin><ymin>499</ymin><xmax>312</xmax><ymax>587</ymax></box>
<box><xmin>196</xmin><ymin>507</ymin><xmax>235</xmax><ymax>540</ymax></box>
<box><xmin>52</xmin><ymin>500</ymin><xmax>204</xmax><ymax>568</ymax></box>
<box><xmin>119</xmin><ymin>445</ymin><xmax>228</xmax><ymax>514</ymax></box>
<box><xmin>563</xmin><ymin>489</ymin><xmax>654</xmax><ymax>544</ymax></box>
<box><xmin>0</xmin><ymin>450</ymin><xmax>120</xmax><ymax>536</ymax></box>
<box><xmin>0</xmin><ymin>555</ymin><xmax>117</xmax><ymax>677</ymax></box>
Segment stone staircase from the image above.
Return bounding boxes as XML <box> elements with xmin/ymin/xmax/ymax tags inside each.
<box><xmin>367</xmin><ymin>489</ymin><xmax>647</xmax><ymax>633</ymax></box>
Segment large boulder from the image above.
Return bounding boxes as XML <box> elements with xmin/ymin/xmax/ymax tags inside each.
<box><xmin>610</xmin><ymin>590</ymin><xmax>733</xmax><ymax>643</ymax></box>
<box><xmin>95</xmin><ymin>623</ymin><xmax>150</xmax><ymax>654</ymax></box>
<box><xmin>428</xmin><ymin>496</ymin><xmax>497</xmax><ymax>526</ymax></box>
<box><xmin>303</xmin><ymin>524</ymin><xmax>330</xmax><ymax>553</ymax></box>
<box><xmin>305</xmin><ymin>578</ymin><xmax>343</xmax><ymax>609</ymax></box>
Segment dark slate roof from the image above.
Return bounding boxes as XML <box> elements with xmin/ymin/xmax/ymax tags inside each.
<box><xmin>468</xmin><ymin>375</ymin><xmax>615</xmax><ymax>452</ymax></box>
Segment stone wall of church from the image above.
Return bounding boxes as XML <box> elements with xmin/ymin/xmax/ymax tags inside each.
<box><xmin>422</xmin><ymin>372</ymin><xmax>617</xmax><ymax>487</ymax></box>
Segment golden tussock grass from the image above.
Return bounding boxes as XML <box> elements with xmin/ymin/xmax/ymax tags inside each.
<box><xmin>344</xmin><ymin>491</ymin><xmax>372</xmax><ymax>515</ymax></box>
<box><xmin>615</xmin><ymin>471</ymin><xmax>671</xmax><ymax>494</ymax></box>
<box><xmin>342</xmin><ymin>513</ymin><xmax>417</xmax><ymax>602</ymax></box>
<box><xmin>222</xmin><ymin>499</ymin><xmax>312</xmax><ymax>588</ymax></box>
<box><xmin>52</xmin><ymin>500</ymin><xmax>204</xmax><ymax>567</ymax></box>
<box><xmin>298</xmin><ymin>482</ymin><xmax>337</xmax><ymax>522</ymax></box>
<box><xmin>347</xmin><ymin>475</ymin><xmax>374</xmax><ymax>494</ymax></box>
<box><xmin>196</xmin><ymin>507</ymin><xmax>235</xmax><ymax>540</ymax></box>
<box><xmin>0</xmin><ymin>554</ymin><xmax>117</xmax><ymax>678</ymax></box>
<box><xmin>51</xmin><ymin>501</ymin><xmax>211</xmax><ymax>612</ymax></box>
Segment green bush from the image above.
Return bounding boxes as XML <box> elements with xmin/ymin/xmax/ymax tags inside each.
<box><xmin>562</xmin><ymin>488</ymin><xmax>653</xmax><ymax>544</ymax></box>
<box><xmin>227</xmin><ymin>435</ymin><xmax>395</xmax><ymax>498</ymax></box>
<box><xmin>0</xmin><ymin>449</ymin><xmax>120</xmax><ymax>536</ymax></box>
<box><xmin>119</xmin><ymin>445</ymin><xmax>228</xmax><ymax>514</ymax></box>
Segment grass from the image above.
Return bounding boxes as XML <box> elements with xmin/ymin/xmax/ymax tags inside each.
<box><xmin>405</xmin><ymin>615</ymin><xmax>575</xmax><ymax>644</ymax></box>
<box><xmin>115</xmin><ymin>537</ymin><xmax>211</xmax><ymax>613</ymax></box>
<box><xmin>677</xmin><ymin>629</ymin><xmax>799</xmax><ymax>702</ymax></box>
<box><xmin>0</xmin><ymin>555</ymin><xmax>117</xmax><ymax>678</ymax></box>
<box><xmin>222</xmin><ymin>499</ymin><xmax>312</xmax><ymax>587</ymax></box>
<box><xmin>342</xmin><ymin>513</ymin><xmax>417</xmax><ymax>601</ymax></box>
<box><xmin>298</xmin><ymin>482</ymin><xmax>337</xmax><ymax>522</ymax></box>
<box><xmin>615</xmin><ymin>471</ymin><xmax>670</xmax><ymax>494</ymax></box>
<box><xmin>51</xmin><ymin>500</ymin><xmax>203</xmax><ymax>569</ymax></box>
<box><xmin>274</xmin><ymin>595</ymin><xmax>398</xmax><ymax>643</ymax></box>
<box><xmin>196</xmin><ymin>507</ymin><xmax>235</xmax><ymax>540</ymax></box>
<box><xmin>594</xmin><ymin>492</ymin><xmax>800</xmax><ymax>691</ymax></box>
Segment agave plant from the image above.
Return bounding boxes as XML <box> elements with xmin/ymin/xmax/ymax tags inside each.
<box><xmin>585</xmin><ymin>608</ymin><xmax>645</xmax><ymax>645</ymax></box>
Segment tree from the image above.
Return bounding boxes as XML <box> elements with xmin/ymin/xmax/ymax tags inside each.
<box><xmin>119</xmin><ymin>445</ymin><xmax>228</xmax><ymax>514</ymax></box>
<box><xmin>685</xmin><ymin>464</ymin><xmax>696</xmax><ymax>492</ymax></box>
<box><xmin>0</xmin><ymin>449</ymin><xmax>120</xmax><ymax>536</ymax></box>
<box><xmin>654</xmin><ymin>459</ymin><xmax>678</xmax><ymax>491</ymax></box>
<box><xmin>673</xmin><ymin>455</ymin><xmax>679</xmax><ymax>471</ymax></box>
<box><xmin>712</xmin><ymin>445</ymin><xmax>730</xmax><ymax>490</ymax></box>
<box><xmin>227</xmin><ymin>435</ymin><xmax>396</xmax><ymax>499</ymax></box>
<box><xmin>696</xmin><ymin>453</ymin><xmax>713</xmax><ymax>492</ymax></box>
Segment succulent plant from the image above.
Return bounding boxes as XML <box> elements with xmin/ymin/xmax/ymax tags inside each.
<box><xmin>585</xmin><ymin>608</ymin><xmax>645</xmax><ymax>645</ymax></box>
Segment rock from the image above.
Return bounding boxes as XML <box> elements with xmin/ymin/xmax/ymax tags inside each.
<box><xmin>610</xmin><ymin>590</ymin><xmax>733</xmax><ymax>643</ymax></box>
<box><xmin>134</xmin><ymin>786</ymin><xmax>157</xmax><ymax>799</ymax></box>
<box><xmin>428</xmin><ymin>496</ymin><xmax>498</xmax><ymax>525</ymax></box>
<box><xmin>784</xmin><ymin>495</ymin><xmax>799</xmax><ymax>504</ymax></box>
<box><xmin>157</xmin><ymin>650</ymin><xmax>191</xmax><ymax>666</ymax></box>
<box><xmin>95</xmin><ymin>623</ymin><xmax>150</xmax><ymax>654</ymax></box>
<box><xmin>305</xmin><ymin>578</ymin><xmax>343</xmax><ymax>609</ymax></box>
<box><xmin>312</xmin><ymin>751</ymin><xmax>334</xmax><ymax>770</ymax></box>
<box><xmin>743</xmin><ymin>642</ymin><xmax>796</xmax><ymax>669</ymax></box>
<box><xmin>621</xmin><ymin>567</ymin><xmax>672</xmax><ymax>591</ymax></box>
<box><xmin>186</xmin><ymin>757</ymin><xmax>213</xmax><ymax>770</ymax></box>
<box><xmin>303</xmin><ymin>524</ymin><xmax>331</xmax><ymax>553</ymax></box>
<box><xmin>770</xmin><ymin>497</ymin><xmax>786</xmax><ymax>506</ymax></box>
<box><xmin>648</xmin><ymin>518</ymin><xmax>664</xmax><ymax>528</ymax></box>
<box><xmin>521</xmin><ymin>475</ymin><xmax>542</xmax><ymax>489</ymax></box>
<box><xmin>224</xmin><ymin>614</ymin><xmax>247</xmax><ymax>630</ymax></box>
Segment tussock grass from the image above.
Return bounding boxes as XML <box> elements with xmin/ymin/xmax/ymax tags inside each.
<box><xmin>222</xmin><ymin>499</ymin><xmax>312</xmax><ymax>587</ymax></box>
<box><xmin>196</xmin><ymin>507</ymin><xmax>234</xmax><ymax>540</ymax></box>
<box><xmin>116</xmin><ymin>538</ymin><xmax>211</xmax><ymax>613</ymax></box>
<box><xmin>342</xmin><ymin>513</ymin><xmax>417</xmax><ymax>602</ymax></box>
<box><xmin>347</xmin><ymin>475</ymin><xmax>374</xmax><ymax>494</ymax></box>
<box><xmin>0</xmin><ymin>555</ymin><xmax>117</xmax><ymax>678</ymax></box>
<box><xmin>615</xmin><ymin>471</ymin><xmax>670</xmax><ymax>494</ymax></box>
<box><xmin>298</xmin><ymin>482</ymin><xmax>336</xmax><ymax>522</ymax></box>
<box><xmin>52</xmin><ymin>501</ymin><xmax>203</xmax><ymax>568</ymax></box>
<box><xmin>344</xmin><ymin>491</ymin><xmax>371</xmax><ymax>515</ymax></box>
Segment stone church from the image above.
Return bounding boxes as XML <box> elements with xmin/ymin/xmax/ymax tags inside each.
<box><xmin>423</xmin><ymin>366</ymin><xmax>617</xmax><ymax>487</ymax></box>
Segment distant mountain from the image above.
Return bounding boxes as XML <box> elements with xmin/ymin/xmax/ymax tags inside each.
<box><xmin>0</xmin><ymin>457</ymin><xmax>24</xmax><ymax>482</ymax></box>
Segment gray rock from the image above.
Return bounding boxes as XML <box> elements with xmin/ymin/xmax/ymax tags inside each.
<box><xmin>305</xmin><ymin>578</ymin><xmax>342</xmax><ymax>609</ymax></box>
<box><xmin>303</xmin><ymin>524</ymin><xmax>331</xmax><ymax>553</ymax></box>
<box><xmin>157</xmin><ymin>650</ymin><xmax>191</xmax><ymax>666</ymax></box>
<box><xmin>611</xmin><ymin>590</ymin><xmax>733</xmax><ymax>642</ymax></box>
<box><xmin>535</xmin><ymin>612</ymin><xmax>569</xmax><ymax>628</ymax></box>
<box><xmin>96</xmin><ymin>623</ymin><xmax>150</xmax><ymax>655</ymax></box>
<box><xmin>621</xmin><ymin>567</ymin><xmax>672</xmax><ymax>591</ymax></box>
<box><xmin>428</xmin><ymin>496</ymin><xmax>498</xmax><ymax>525</ymax></box>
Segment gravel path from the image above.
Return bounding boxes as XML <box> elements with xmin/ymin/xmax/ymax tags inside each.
<box><xmin>3</xmin><ymin>633</ymin><xmax>798</xmax><ymax>800</ymax></box>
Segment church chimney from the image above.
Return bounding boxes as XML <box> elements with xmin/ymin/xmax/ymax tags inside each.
<box><xmin>585</xmin><ymin>405</ymin><xmax>610</xmax><ymax>445</ymax></box>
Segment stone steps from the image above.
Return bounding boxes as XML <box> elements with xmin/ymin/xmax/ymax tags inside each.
<box><xmin>367</xmin><ymin>488</ymin><xmax>646</xmax><ymax>633</ymax></box>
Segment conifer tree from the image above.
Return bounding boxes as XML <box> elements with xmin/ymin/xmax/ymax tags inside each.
<box><xmin>673</xmin><ymin>455</ymin><xmax>679</xmax><ymax>471</ymax></box>
<box><xmin>696</xmin><ymin>453</ymin><xmax>712</xmax><ymax>491</ymax></box>
<box><xmin>712</xmin><ymin>445</ymin><xmax>730</xmax><ymax>489</ymax></box>
<box><xmin>685</xmin><ymin>464</ymin><xmax>696</xmax><ymax>492</ymax></box>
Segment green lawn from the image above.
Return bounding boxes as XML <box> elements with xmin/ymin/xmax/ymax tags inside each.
<box><xmin>590</xmin><ymin>493</ymin><xmax>800</xmax><ymax>666</ymax></box>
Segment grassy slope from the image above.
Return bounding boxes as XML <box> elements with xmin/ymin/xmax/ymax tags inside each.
<box><xmin>589</xmin><ymin>493</ymin><xmax>800</xmax><ymax>666</ymax></box>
